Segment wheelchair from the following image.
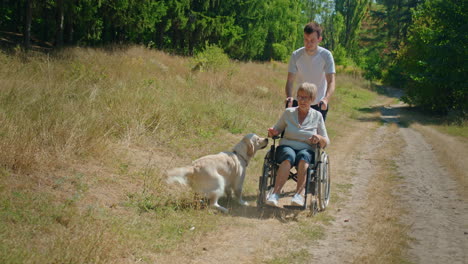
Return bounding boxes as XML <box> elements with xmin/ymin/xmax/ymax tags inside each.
<box><xmin>257</xmin><ymin>135</ymin><xmax>331</xmax><ymax>214</ymax></box>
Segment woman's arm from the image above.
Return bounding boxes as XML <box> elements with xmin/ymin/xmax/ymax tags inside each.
<box><xmin>316</xmin><ymin>114</ymin><xmax>330</xmax><ymax>148</ymax></box>
<box><xmin>270</xmin><ymin>110</ymin><xmax>288</xmax><ymax>136</ymax></box>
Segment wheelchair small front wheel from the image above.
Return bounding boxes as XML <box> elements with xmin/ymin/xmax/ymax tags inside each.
<box><xmin>309</xmin><ymin>199</ymin><xmax>318</xmax><ymax>215</ymax></box>
<box><xmin>257</xmin><ymin>161</ymin><xmax>273</xmax><ymax>207</ymax></box>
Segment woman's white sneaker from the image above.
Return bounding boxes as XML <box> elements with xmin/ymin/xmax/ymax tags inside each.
<box><xmin>291</xmin><ymin>193</ymin><xmax>304</xmax><ymax>206</ymax></box>
<box><xmin>266</xmin><ymin>193</ymin><xmax>279</xmax><ymax>207</ymax></box>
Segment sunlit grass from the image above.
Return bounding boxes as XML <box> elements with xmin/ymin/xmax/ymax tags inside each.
<box><xmin>0</xmin><ymin>45</ymin><xmax>385</xmax><ymax>262</ymax></box>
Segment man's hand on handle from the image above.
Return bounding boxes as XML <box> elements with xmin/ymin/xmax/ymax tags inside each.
<box><xmin>319</xmin><ymin>98</ymin><xmax>328</xmax><ymax>111</ymax></box>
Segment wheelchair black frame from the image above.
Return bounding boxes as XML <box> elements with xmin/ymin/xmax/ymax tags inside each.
<box><xmin>257</xmin><ymin>136</ymin><xmax>330</xmax><ymax>213</ymax></box>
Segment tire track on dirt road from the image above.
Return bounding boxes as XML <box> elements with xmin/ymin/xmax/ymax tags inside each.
<box><xmin>390</xmin><ymin>107</ymin><xmax>468</xmax><ymax>264</ymax></box>
<box><xmin>310</xmin><ymin>108</ymin><xmax>401</xmax><ymax>263</ymax></box>
<box><xmin>311</xmin><ymin>92</ymin><xmax>467</xmax><ymax>264</ymax></box>
<box><xmin>377</xmin><ymin>87</ymin><xmax>467</xmax><ymax>263</ymax></box>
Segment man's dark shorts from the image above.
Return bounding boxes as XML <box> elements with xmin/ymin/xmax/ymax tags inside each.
<box><xmin>275</xmin><ymin>145</ymin><xmax>315</xmax><ymax>167</ymax></box>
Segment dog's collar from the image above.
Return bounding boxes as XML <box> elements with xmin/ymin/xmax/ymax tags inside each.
<box><xmin>233</xmin><ymin>151</ymin><xmax>249</xmax><ymax>166</ymax></box>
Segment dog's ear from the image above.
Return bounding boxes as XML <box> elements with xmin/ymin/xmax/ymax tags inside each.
<box><xmin>243</xmin><ymin>137</ymin><xmax>255</xmax><ymax>157</ymax></box>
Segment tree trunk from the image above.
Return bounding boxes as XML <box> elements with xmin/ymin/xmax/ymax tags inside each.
<box><xmin>24</xmin><ymin>0</ymin><xmax>32</xmax><ymax>49</ymax></box>
<box><xmin>56</xmin><ymin>0</ymin><xmax>64</xmax><ymax>47</ymax></box>
<box><xmin>65</xmin><ymin>2</ymin><xmax>74</xmax><ymax>44</ymax></box>
<box><xmin>344</xmin><ymin>0</ymin><xmax>352</xmax><ymax>49</ymax></box>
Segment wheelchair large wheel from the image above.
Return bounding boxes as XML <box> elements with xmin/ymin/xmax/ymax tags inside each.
<box><xmin>317</xmin><ymin>152</ymin><xmax>331</xmax><ymax>211</ymax></box>
<box><xmin>257</xmin><ymin>155</ymin><xmax>274</xmax><ymax>207</ymax></box>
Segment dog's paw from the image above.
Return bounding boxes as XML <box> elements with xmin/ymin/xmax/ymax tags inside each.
<box><xmin>212</xmin><ymin>204</ymin><xmax>229</xmax><ymax>214</ymax></box>
<box><xmin>239</xmin><ymin>200</ymin><xmax>249</xmax><ymax>206</ymax></box>
<box><xmin>217</xmin><ymin>206</ymin><xmax>229</xmax><ymax>214</ymax></box>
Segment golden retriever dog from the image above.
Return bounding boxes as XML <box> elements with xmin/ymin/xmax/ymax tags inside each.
<box><xmin>166</xmin><ymin>133</ymin><xmax>268</xmax><ymax>213</ymax></box>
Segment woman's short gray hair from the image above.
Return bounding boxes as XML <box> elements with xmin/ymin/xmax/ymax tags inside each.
<box><xmin>297</xmin><ymin>82</ymin><xmax>317</xmax><ymax>101</ymax></box>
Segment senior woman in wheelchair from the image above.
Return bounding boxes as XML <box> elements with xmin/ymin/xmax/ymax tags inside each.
<box><xmin>266</xmin><ymin>82</ymin><xmax>330</xmax><ymax>207</ymax></box>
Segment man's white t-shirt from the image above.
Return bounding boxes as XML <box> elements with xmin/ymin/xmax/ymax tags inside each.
<box><xmin>288</xmin><ymin>46</ymin><xmax>335</xmax><ymax>105</ymax></box>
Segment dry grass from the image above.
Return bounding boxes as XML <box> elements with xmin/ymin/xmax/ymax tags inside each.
<box><xmin>0</xmin><ymin>46</ymin><xmax>286</xmax><ymax>263</ymax></box>
<box><xmin>0</xmin><ymin>46</ymin><xmax>284</xmax><ymax>174</ymax></box>
<box><xmin>0</xmin><ymin>45</ymin><xmax>395</xmax><ymax>263</ymax></box>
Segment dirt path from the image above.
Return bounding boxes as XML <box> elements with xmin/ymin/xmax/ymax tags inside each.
<box><xmin>382</xmin><ymin>90</ymin><xmax>467</xmax><ymax>264</ymax></box>
<box><xmin>162</xmin><ymin>90</ymin><xmax>468</xmax><ymax>264</ymax></box>
<box><xmin>391</xmin><ymin>114</ymin><xmax>467</xmax><ymax>263</ymax></box>
<box><xmin>310</xmin><ymin>90</ymin><xmax>467</xmax><ymax>264</ymax></box>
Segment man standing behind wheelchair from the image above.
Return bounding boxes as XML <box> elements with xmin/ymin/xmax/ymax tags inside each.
<box><xmin>285</xmin><ymin>21</ymin><xmax>336</xmax><ymax>121</ymax></box>
<box><xmin>266</xmin><ymin>82</ymin><xmax>330</xmax><ymax>207</ymax></box>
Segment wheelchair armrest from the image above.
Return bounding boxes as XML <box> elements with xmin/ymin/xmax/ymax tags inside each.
<box><xmin>314</xmin><ymin>146</ymin><xmax>324</xmax><ymax>163</ymax></box>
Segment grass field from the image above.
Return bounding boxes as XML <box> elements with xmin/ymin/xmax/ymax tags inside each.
<box><xmin>0</xmin><ymin>46</ymin><xmax>465</xmax><ymax>263</ymax></box>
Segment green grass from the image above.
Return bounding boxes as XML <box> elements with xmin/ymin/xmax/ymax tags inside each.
<box><xmin>330</xmin><ymin>182</ymin><xmax>354</xmax><ymax>205</ymax></box>
<box><xmin>391</xmin><ymin>97</ymin><xmax>467</xmax><ymax>138</ymax></box>
<box><xmin>265</xmin><ymin>249</ymin><xmax>312</xmax><ymax>264</ymax></box>
<box><xmin>437</xmin><ymin>124</ymin><xmax>468</xmax><ymax>138</ymax></box>
<box><xmin>297</xmin><ymin>224</ymin><xmax>326</xmax><ymax>241</ymax></box>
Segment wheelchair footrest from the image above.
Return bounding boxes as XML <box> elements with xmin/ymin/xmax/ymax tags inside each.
<box><xmin>283</xmin><ymin>205</ymin><xmax>306</xmax><ymax>210</ymax></box>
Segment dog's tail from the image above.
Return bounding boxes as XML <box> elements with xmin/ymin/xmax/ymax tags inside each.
<box><xmin>165</xmin><ymin>166</ymin><xmax>194</xmax><ymax>186</ymax></box>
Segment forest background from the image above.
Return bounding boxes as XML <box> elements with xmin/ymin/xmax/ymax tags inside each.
<box><xmin>0</xmin><ymin>0</ymin><xmax>466</xmax><ymax>118</ymax></box>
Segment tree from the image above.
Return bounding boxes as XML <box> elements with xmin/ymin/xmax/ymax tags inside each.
<box><xmin>356</xmin><ymin>0</ymin><xmax>424</xmax><ymax>81</ymax></box>
<box><xmin>1</xmin><ymin>0</ymin><xmax>308</xmax><ymax>61</ymax></box>
<box><xmin>379</xmin><ymin>0</ymin><xmax>422</xmax><ymax>51</ymax></box>
<box><xmin>335</xmin><ymin>0</ymin><xmax>371</xmax><ymax>56</ymax></box>
<box><xmin>396</xmin><ymin>0</ymin><xmax>467</xmax><ymax>116</ymax></box>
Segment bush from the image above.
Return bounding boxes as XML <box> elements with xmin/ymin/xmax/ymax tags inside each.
<box><xmin>191</xmin><ymin>45</ymin><xmax>231</xmax><ymax>72</ymax></box>
<box><xmin>332</xmin><ymin>44</ymin><xmax>351</xmax><ymax>67</ymax></box>
<box><xmin>271</xmin><ymin>43</ymin><xmax>289</xmax><ymax>62</ymax></box>
<box><xmin>383</xmin><ymin>62</ymin><xmax>407</xmax><ymax>88</ymax></box>
<box><xmin>362</xmin><ymin>50</ymin><xmax>383</xmax><ymax>81</ymax></box>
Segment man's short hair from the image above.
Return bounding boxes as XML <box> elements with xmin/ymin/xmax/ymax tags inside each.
<box><xmin>304</xmin><ymin>22</ymin><xmax>323</xmax><ymax>39</ymax></box>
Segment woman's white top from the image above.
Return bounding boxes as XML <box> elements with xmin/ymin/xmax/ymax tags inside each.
<box><xmin>273</xmin><ymin>107</ymin><xmax>330</xmax><ymax>151</ymax></box>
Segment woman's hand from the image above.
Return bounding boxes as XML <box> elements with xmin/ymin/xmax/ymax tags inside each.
<box><xmin>268</xmin><ymin>128</ymin><xmax>279</xmax><ymax>138</ymax></box>
<box><xmin>309</xmin><ymin>135</ymin><xmax>327</xmax><ymax>148</ymax></box>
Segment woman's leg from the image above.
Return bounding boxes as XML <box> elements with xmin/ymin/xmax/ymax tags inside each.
<box><xmin>272</xmin><ymin>145</ymin><xmax>296</xmax><ymax>195</ymax></box>
<box><xmin>295</xmin><ymin>149</ymin><xmax>315</xmax><ymax>195</ymax></box>
<box><xmin>296</xmin><ymin>160</ymin><xmax>308</xmax><ymax>194</ymax></box>
<box><xmin>273</xmin><ymin>160</ymin><xmax>291</xmax><ymax>194</ymax></box>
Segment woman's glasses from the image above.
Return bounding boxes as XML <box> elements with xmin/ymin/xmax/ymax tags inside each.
<box><xmin>297</xmin><ymin>96</ymin><xmax>310</xmax><ymax>101</ymax></box>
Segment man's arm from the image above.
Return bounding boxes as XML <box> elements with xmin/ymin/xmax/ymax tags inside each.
<box><xmin>285</xmin><ymin>72</ymin><xmax>296</xmax><ymax>107</ymax></box>
<box><xmin>321</xmin><ymin>73</ymin><xmax>335</xmax><ymax>110</ymax></box>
